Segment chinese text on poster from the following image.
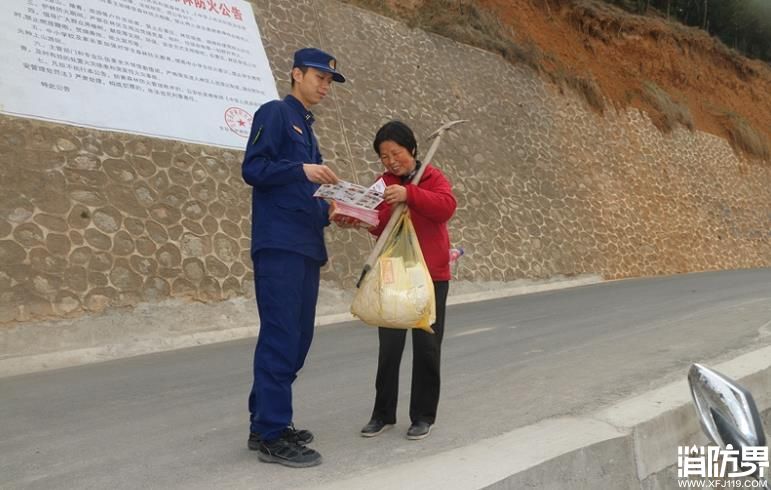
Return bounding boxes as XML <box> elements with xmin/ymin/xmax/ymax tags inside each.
<box><xmin>0</xmin><ymin>0</ymin><xmax>278</xmax><ymax>148</ymax></box>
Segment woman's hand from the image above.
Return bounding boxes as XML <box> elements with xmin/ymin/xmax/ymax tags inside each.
<box><xmin>383</xmin><ymin>185</ymin><xmax>407</xmax><ymax>205</ymax></box>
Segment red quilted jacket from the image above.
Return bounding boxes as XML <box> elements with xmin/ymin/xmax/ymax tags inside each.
<box><xmin>369</xmin><ymin>164</ymin><xmax>457</xmax><ymax>281</ymax></box>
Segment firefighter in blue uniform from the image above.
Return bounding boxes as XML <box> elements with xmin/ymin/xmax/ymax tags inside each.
<box><xmin>242</xmin><ymin>48</ymin><xmax>344</xmax><ymax>468</ymax></box>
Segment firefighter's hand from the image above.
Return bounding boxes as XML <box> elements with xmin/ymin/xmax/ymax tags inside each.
<box><xmin>304</xmin><ymin>164</ymin><xmax>338</xmax><ymax>185</ymax></box>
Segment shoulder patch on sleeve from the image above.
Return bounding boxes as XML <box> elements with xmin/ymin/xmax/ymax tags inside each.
<box><xmin>251</xmin><ymin>126</ymin><xmax>263</xmax><ymax>145</ymax></box>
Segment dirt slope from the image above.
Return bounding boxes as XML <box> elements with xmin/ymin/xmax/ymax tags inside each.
<box><xmin>376</xmin><ymin>0</ymin><xmax>771</xmax><ymax>160</ymax></box>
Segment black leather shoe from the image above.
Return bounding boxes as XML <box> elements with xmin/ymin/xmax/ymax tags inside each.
<box><xmin>406</xmin><ymin>421</ymin><xmax>432</xmax><ymax>440</ymax></box>
<box><xmin>360</xmin><ymin>418</ymin><xmax>392</xmax><ymax>437</ymax></box>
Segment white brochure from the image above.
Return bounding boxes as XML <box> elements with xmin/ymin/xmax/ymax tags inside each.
<box><xmin>313</xmin><ymin>179</ymin><xmax>385</xmax><ymax>210</ymax></box>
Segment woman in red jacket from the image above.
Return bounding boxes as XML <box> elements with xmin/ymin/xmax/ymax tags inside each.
<box><xmin>357</xmin><ymin>120</ymin><xmax>457</xmax><ymax>440</ymax></box>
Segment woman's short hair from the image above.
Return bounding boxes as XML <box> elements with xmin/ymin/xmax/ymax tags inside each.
<box><xmin>373</xmin><ymin>121</ymin><xmax>418</xmax><ymax>158</ymax></box>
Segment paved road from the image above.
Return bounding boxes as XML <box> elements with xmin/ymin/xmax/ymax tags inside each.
<box><xmin>2</xmin><ymin>269</ymin><xmax>770</xmax><ymax>489</ymax></box>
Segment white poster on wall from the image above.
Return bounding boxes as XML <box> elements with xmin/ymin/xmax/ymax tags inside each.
<box><xmin>0</xmin><ymin>0</ymin><xmax>278</xmax><ymax>149</ymax></box>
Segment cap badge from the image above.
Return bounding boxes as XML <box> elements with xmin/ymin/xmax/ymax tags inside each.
<box><xmin>329</xmin><ymin>59</ymin><xmax>336</xmax><ymax>70</ymax></box>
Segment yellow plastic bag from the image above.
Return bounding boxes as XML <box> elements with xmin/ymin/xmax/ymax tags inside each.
<box><xmin>351</xmin><ymin>213</ymin><xmax>436</xmax><ymax>332</ymax></box>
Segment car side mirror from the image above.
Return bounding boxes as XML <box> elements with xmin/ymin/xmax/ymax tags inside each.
<box><xmin>688</xmin><ymin>363</ymin><xmax>766</xmax><ymax>451</ymax></box>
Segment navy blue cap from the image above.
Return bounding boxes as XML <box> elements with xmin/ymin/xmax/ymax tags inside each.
<box><xmin>293</xmin><ymin>48</ymin><xmax>345</xmax><ymax>83</ymax></box>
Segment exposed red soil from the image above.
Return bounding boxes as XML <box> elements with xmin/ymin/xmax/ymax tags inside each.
<box><xmin>478</xmin><ymin>0</ymin><xmax>771</xmax><ymax>159</ymax></box>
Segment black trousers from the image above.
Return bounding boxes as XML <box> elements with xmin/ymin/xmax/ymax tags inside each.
<box><xmin>371</xmin><ymin>281</ymin><xmax>449</xmax><ymax>425</ymax></box>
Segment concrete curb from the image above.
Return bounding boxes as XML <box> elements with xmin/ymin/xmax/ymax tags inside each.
<box><xmin>0</xmin><ymin>276</ymin><xmax>603</xmax><ymax>378</ymax></box>
<box><xmin>311</xmin><ymin>417</ymin><xmax>632</xmax><ymax>490</ymax></box>
<box><xmin>311</xmin><ymin>345</ymin><xmax>771</xmax><ymax>489</ymax></box>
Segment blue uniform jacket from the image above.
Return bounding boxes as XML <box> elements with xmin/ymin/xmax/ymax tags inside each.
<box><xmin>242</xmin><ymin>95</ymin><xmax>330</xmax><ymax>263</ymax></box>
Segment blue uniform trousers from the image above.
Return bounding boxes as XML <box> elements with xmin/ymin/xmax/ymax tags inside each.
<box><xmin>248</xmin><ymin>249</ymin><xmax>321</xmax><ymax>441</ymax></box>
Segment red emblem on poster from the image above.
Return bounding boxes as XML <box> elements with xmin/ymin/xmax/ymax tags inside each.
<box><xmin>224</xmin><ymin>107</ymin><xmax>252</xmax><ymax>138</ymax></box>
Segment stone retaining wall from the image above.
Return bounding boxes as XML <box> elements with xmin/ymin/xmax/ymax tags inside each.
<box><xmin>0</xmin><ymin>0</ymin><xmax>769</xmax><ymax>326</ymax></box>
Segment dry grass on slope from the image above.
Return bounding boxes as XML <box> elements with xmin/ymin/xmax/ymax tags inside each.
<box><xmin>715</xmin><ymin>111</ymin><xmax>771</xmax><ymax>161</ymax></box>
<box><xmin>641</xmin><ymin>81</ymin><xmax>694</xmax><ymax>132</ymax></box>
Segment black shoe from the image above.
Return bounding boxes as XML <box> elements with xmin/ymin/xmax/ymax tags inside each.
<box><xmin>248</xmin><ymin>424</ymin><xmax>313</xmax><ymax>450</ymax></box>
<box><xmin>248</xmin><ymin>431</ymin><xmax>262</xmax><ymax>451</ymax></box>
<box><xmin>254</xmin><ymin>433</ymin><xmax>322</xmax><ymax>468</ymax></box>
<box><xmin>286</xmin><ymin>423</ymin><xmax>314</xmax><ymax>445</ymax></box>
<box><xmin>406</xmin><ymin>421</ymin><xmax>432</xmax><ymax>440</ymax></box>
<box><xmin>360</xmin><ymin>419</ymin><xmax>392</xmax><ymax>437</ymax></box>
